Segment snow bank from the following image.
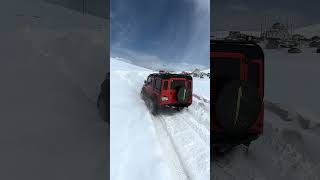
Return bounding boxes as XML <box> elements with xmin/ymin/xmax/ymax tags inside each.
<box><xmin>265</xmin><ymin>47</ymin><xmax>320</xmax><ymax>123</ymax></box>
<box><xmin>296</xmin><ymin>24</ymin><xmax>320</xmax><ymax>38</ymax></box>
<box><xmin>110</xmin><ymin>58</ymin><xmax>172</xmax><ymax>180</ymax></box>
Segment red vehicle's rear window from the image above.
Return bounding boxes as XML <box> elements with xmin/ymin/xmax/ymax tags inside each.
<box><xmin>170</xmin><ymin>80</ymin><xmax>185</xmax><ymax>89</ymax></box>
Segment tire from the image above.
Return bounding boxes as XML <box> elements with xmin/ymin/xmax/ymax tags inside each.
<box><xmin>177</xmin><ymin>107</ymin><xmax>184</xmax><ymax>111</ymax></box>
<box><xmin>215</xmin><ymin>80</ymin><xmax>261</xmax><ymax>134</ymax></box>
<box><xmin>176</xmin><ymin>87</ymin><xmax>192</xmax><ymax>103</ymax></box>
<box><xmin>149</xmin><ymin>98</ymin><xmax>159</xmax><ymax>115</ymax></box>
<box><xmin>140</xmin><ymin>88</ymin><xmax>146</xmax><ymax>99</ymax></box>
<box><xmin>98</xmin><ymin>95</ymin><xmax>108</xmax><ymax>123</ymax></box>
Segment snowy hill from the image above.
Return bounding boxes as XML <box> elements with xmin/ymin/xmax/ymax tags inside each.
<box><xmin>211</xmin><ymin>31</ymin><xmax>260</xmax><ymax>39</ymax></box>
<box><xmin>202</xmin><ymin>69</ymin><xmax>210</xmax><ymax>74</ymax></box>
<box><xmin>296</xmin><ymin>24</ymin><xmax>320</xmax><ymax>38</ymax></box>
<box><xmin>110</xmin><ymin>57</ymin><xmax>210</xmax><ymax>180</ymax></box>
<box><xmin>112</xmin><ymin>57</ymin><xmax>208</xmax><ymax>72</ymax></box>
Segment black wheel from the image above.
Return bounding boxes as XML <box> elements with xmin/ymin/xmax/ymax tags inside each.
<box><xmin>149</xmin><ymin>98</ymin><xmax>159</xmax><ymax>115</ymax></box>
<box><xmin>98</xmin><ymin>95</ymin><xmax>108</xmax><ymax>123</ymax></box>
<box><xmin>176</xmin><ymin>87</ymin><xmax>192</xmax><ymax>103</ymax></box>
<box><xmin>177</xmin><ymin>107</ymin><xmax>184</xmax><ymax>111</ymax></box>
<box><xmin>140</xmin><ymin>88</ymin><xmax>146</xmax><ymax>99</ymax></box>
<box><xmin>215</xmin><ymin>80</ymin><xmax>261</xmax><ymax>134</ymax></box>
<box><xmin>212</xmin><ymin>144</ymin><xmax>235</xmax><ymax>156</ymax></box>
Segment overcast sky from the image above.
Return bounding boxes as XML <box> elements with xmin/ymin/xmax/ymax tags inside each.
<box><xmin>211</xmin><ymin>0</ymin><xmax>319</xmax><ymax>31</ymax></box>
<box><xmin>111</xmin><ymin>0</ymin><xmax>210</xmax><ymax>67</ymax></box>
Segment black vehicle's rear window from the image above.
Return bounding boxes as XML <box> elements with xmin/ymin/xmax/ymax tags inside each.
<box><xmin>171</xmin><ymin>80</ymin><xmax>185</xmax><ymax>89</ymax></box>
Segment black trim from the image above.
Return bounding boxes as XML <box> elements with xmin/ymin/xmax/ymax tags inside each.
<box><xmin>212</xmin><ymin>133</ymin><xmax>260</xmax><ymax>145</ymax></box>
<box><xmin>148</xmin><ymin>73</ymin><xmax>192</xmax><ymax>80</ymax></box>
<box><xmin>211</xmin><ymin>40</ymin><xmax>264</xmax><ymax>60</ymax></box>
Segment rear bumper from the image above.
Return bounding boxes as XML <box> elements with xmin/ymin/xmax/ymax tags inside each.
<box><xmin>162</xmin><ymin>103</ymin><xmax>192</xmax><ymax>108</ymax></box>
<box><xmin>211</xmin><ymin>133</ymin><xmax>260</xmax><ymax>146</ymax></box>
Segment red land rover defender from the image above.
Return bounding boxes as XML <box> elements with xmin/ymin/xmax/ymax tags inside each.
<box><xmin>141</xmin><ymin>73</ymin><xmax>193</xmax><ymax>115</ymax></box>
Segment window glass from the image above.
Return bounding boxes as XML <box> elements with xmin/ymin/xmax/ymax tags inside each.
<box><xmin>163</xmin><ymin>81</ymin><xmax>168</xmax><ymax>90</ymax></box>
<box><xmin>155</xmin><ymin>79</ymin><xmax>162</xmax><ymax>90</ymax></box>
<box><xmin>171</xmin><ymin>80</ymin><xmax>185</xmax><ymax>89</ymax></box>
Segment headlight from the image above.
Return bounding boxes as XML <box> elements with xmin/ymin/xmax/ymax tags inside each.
<box><xmin>161</xmin><ymin>97</ymin><xmax>168</xmax><ymax>101</ymax></box>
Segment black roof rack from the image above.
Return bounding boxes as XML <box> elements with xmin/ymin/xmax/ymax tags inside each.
<box><xmin>149</xmin><ymin>73</ymin><xmax>192</xmax><ymax>80</ymax></box>
<box><xmin>210</xmin><ymin>40</ymin><xmax>264</xmax><ymax>60</ymax></box>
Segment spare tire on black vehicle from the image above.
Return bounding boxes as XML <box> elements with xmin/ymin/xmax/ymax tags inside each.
<box><xmin>215</xmin><ymin>80</ymin><xmax>262</xmax><ymax>134</ymax></box>
<box><xmin>176</xmin><ymin>86</ymin><xmax>192</xmax><ymax>103</ymax></box>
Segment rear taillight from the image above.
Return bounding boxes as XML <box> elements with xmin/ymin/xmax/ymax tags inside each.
<box><xmin>161</xmin><ymin>97</ymin><xmax>168</xmax><ymax>101</ymax></box>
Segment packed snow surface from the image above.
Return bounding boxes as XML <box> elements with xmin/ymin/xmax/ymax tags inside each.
<box><xmin>296</xmin><ymin>24</ymin><xmax>320</xmax><ymax>38</ymax></box>
<box><xmin>213</xmin><ymin>46</ymin><xmax>320</xmax><ymax>180</ymax></box>
<box><xmin>110</xmin><ymin>58</ymin><xmax>210</xmax><ymax>180</ymax></box>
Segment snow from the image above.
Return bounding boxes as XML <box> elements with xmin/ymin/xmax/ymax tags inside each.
<box><xmin>110</xmin><ymin>58</ymin><xmax>210</xmax><ymax>180</ymax></box>
<box><xmin>0</xmin><ymin>0</ymin><xmax>108</xmax><ymax>179</ymax></box>
<box><xmin>213</xmin><ymin>45</ymin><xmax>320</xmax><ymax>180</ymax></box>
<box><xmin>112</xmin><ymin>58</ymin><xmax>208</xmax><ymax>73</ymax></box>
<box><xmin>265</xmin><ymin>47</ymin><xmax>320</xmax><ymax>124</ymax></box>
<box><xmin>202</xmin><ymin>69</ymin><xmax>210</xmax><ymax>73</ymax></box>
<box><xmin>296</xmin><ymin>24</ymin><xmax>320</xmax><ymax>38</ymax></box>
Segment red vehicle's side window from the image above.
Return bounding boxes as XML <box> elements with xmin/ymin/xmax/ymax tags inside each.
<box><xmin>155</xmin><ymin>79</ymin><xmax>161</xmax><ymax>90</ymax></box>
<box><xmin>147</xmin><ymin>77</ymin><xmax>152</xmax><ymax>85</ymax></box>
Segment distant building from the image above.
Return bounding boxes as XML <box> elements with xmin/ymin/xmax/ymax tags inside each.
<box><xmin>225</xmin><ymin>31</ymin><xmax>247</xmax><ymax>40</ymax></box>
<box><xmin>191</xmin><ymin>68</ymin><xmax>201</xmax><ymax>77</ymax></box>
<box><xmin>265</xmin><ymin>39</ymin><xmax>280</xmax><ymax>49</ymax></box>
<box><xmin>292</xmin><ymin>34</ymin><xmax>306</xmax><ymax>41</ymax></box>
<box><xmin>262</xmin><ymin>22</ymin><xmax>291</xmax><ymax>40</ymax></box>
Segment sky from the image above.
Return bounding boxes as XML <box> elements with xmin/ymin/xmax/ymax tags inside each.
<box><xmin>110</xmin><ymin>0</ymin><xmax>210</xmax><ymax>68</ymax></box>
<box><xmin>211</xmin><ymin>0</ymin><xmax>319</xmax><ymax>31</ymax></box>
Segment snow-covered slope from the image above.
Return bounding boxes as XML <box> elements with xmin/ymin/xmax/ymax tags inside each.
<box><xmin>296</xmin><ymin>24</ymin><xmax>320</xmax><ymax>38</ymax></box>
<box><xmin>110</xmin><ymin>58</ymin><xmax>210</xmax><ymax>180</ymax></box>
<box><xmin>0</xmin><ymin>0</ymin><xmax>108</xmax><ymax>179</ymax></box>
<box><xmin>202</xmin><ymin>69</ymin><xmax>210</xmax><ymax>74</ymax></box>
<box><xmin>112</xmin><ymin>57</ymin><xmax>208</xmax><ymax>72</ymax></box>
<box><xmin>213</xmin><ymin>46</ymin><xmax>320</xmax><ymax>180</ymax></box>
<box><xmin>211</xmin><ymin>31</ymin><xmax>260</xmax><ymax>39</ymax></box>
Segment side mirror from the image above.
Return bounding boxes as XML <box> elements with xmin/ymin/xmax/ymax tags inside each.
<box><xmin>144</xmin><ymin>80</ymin><xmax>147</xmax><ymax>84</ymax></box>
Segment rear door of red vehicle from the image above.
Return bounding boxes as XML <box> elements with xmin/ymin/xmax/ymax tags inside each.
<box><xmin>211</xmin><ymin>52</ymin><xmax>247</xmax><ymax>133</ymax></box>
<box><xmin>169</xmin><ymin>78</ymin><xmax>187</xmax><ymax>103</ymax></box>
<box><xmin>160</xmin><ymin>80</ymin><xmax>170</xmax><ymax>105</ymax></box>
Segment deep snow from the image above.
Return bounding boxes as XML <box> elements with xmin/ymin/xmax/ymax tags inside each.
<box><xmin>0</xmin><ymin>0</ymin><xmax>108</xmax><ymax>179</ymax></box>
<box><xmin>110</xmin><ymin>58</ymin><xmax>210</xmax><ymax>180</ymax></box>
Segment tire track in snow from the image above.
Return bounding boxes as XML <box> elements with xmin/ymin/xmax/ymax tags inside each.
<box><xmin>213</xmin><ymin>104</ymin><xmax>320</xmax><ymax>180</ymax></box>
<box><xmin>152</xmin><ymin>116</ymin><xmax>191</xmax><ymax>180</ymax></box>
<box><xmin>156</xmin><ymin>112</ymin><xmax>210</xmax><ymax>180</ymax></box>
<box><xmin>115</xmin><ymin>70</ymin><xmax>190</xmax><ymax>180</ymax></box>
